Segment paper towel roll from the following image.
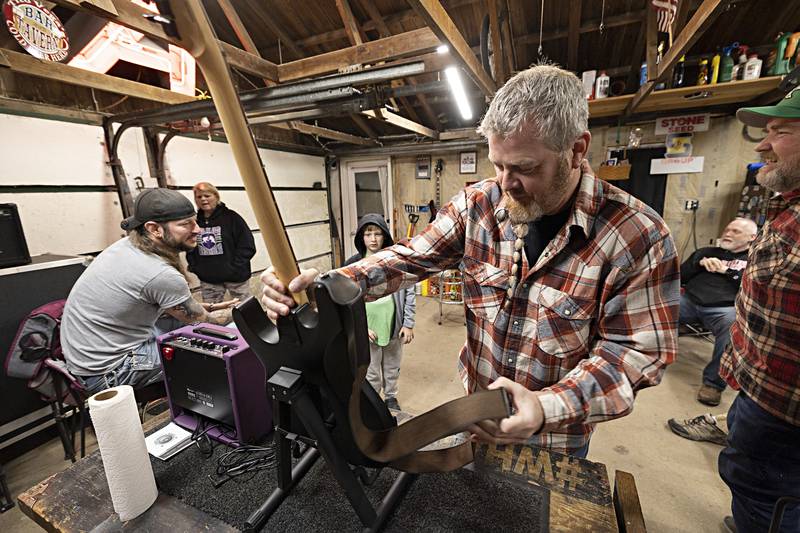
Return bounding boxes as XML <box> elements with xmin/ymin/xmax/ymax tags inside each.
<box><xmin>88</xmin><ymin>385</ymin><xmax>158</xmax><ymax>521</ymax></box>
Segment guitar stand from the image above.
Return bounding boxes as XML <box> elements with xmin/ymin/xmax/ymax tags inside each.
<box><xmin>244</xmin><ymin>367</ymin><xmax>416</xmax><ymax>532</ymax></box>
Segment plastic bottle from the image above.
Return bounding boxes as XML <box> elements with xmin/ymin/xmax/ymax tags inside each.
<box><xmin>655</xmin><ymin>41</ymin><xmax>666</xmax><ymax>90</ymax></box>
<box><xmin>671</xmin><ymin>55</ymin><xmax>686</xmax><ymax>88</ymax></box>
<box><xmin>582</xmin><ymin>70</ymin><xmax>597</xmax><ymax>99</ymax></box>
<box><xmin>719</xmin><ymin>45</ymin><xmax>735</xmax><ymax>82</ymax></box>
<box><xmin>732</xmin><ymin>45</ymin><xmax>749</xmax><ymax>81</ymax></box>
<box><xmin>697</xmin><ymin>58</ymin><xmax>709</xmax><ymax>85</ymax></box>
<box><xmin>743</xmin><ymin>53</ymin><xmax>763</xmax><ymax>80</ymax></box>
<box><xmin>767</xmin><ymin>33</ymin><xmax>791</xmax><ymax>75</ymax></box>
<box><xmin>710</xmin><ymin>51</ymin><xmax>721</xmax><ymax>84</ymax></box>
<box><xmin>595</xmin><ymin>71</ymin><xmax>610</xmax><ymax>99</ymax></box>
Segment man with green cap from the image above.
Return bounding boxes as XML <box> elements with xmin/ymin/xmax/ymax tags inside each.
<box><xmin>61</xmin><ymin>188</ymin><xmax>239</xmax><ymax>395</ymax></box>
<box><xmin>716</xmin><ymin>89</ymin><xmax>800</xmax><ymax>533</ymax></box>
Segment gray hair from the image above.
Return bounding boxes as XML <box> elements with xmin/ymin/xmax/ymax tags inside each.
<box><xmin>478</xmin><ymin>63</ymin><xmax>588</xmax><ymax>152</ymax></box>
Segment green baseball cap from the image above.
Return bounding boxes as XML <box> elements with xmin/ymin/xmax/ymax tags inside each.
<box><xmin>737</xmin><ymin>86</ymin><xmax>800</xmax><ymax>127</ymax></box>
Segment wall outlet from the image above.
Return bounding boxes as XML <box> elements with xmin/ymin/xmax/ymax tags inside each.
<box><xmin>684</xmin><ymin>199</ymin><xmax>699</xmax><ymax>210</ymax></box>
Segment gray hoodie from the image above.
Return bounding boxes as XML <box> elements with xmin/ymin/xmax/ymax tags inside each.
<box><xmin>344</xmin><ymin>214</ymin><xmax>416</xmax><ymax>337</ymax></box>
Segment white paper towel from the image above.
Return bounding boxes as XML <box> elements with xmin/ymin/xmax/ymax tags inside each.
<box><xmin>88</xmin><ymin>385</ymin><xmax>158</xmax><ymax>521</ymax></box>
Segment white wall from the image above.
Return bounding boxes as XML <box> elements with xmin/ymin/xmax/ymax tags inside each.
<box><xmin>0</xmin><ymin>113</ymin><xmax>333</xmax><ymax>274</ymax></box>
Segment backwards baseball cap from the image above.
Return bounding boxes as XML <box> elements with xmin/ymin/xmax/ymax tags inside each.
<box><xmin>120</xmin><ymin>188</ymin><xmax>195</xmax><ymax>231</ymax></box>
<box><xmin>737</xmin><ymin>86</ymin><xmax>800</xmax><ymax>128</ymax></box>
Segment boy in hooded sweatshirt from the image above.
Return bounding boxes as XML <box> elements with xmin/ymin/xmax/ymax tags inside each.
<box><xmin>345</xmin><ymin>213</ymin><xmax>415</xmax><ymax>411</ymax></box>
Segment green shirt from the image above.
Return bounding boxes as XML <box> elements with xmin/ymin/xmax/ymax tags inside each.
<box><xmin>365</xmin><ymin>295</ymin><xmax>395</xmax><ymax>347</ymax></box>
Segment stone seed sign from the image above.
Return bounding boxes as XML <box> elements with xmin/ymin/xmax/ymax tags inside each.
<box><xmin>3</xmin><ymin>0</ymin><xmax>69</xmax><ymax>62</ymax></box>
<box><xmin>654</xmin><ymin>113</ymin><xmax>710</xmax><ymax>135</ymax></box>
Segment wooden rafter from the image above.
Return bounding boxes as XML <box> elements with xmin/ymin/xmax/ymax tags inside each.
<box><xmin>407</xmin><ymin>0</ymin><xmax>495</xmax><ymax>97</ymax></box>
<box><xmin>518</xmin><ymin>9</ymin><xmax>646</xmax><ymax>45</ymax></box>
<box><xmin>499</xmin><ymin>4</ymin><xmax>515</xmax><ymax>76</ymax></box>
<box><xmin>567</xmin><ymin>0</ymin><xmax>582</xmax><ymax>71</ymax></box>
<box><xmin>487</xmin><ymin>0</ymin><xmax>505</xmax><ymax>83</ymax></box>
<box><xmin>0</xmin><ymin>48</ymin><xmax>194</xmax><ymax>105</ymax></box>
<box><xmin>277</xmin><ymin>28</ymin><xmax>440</xmax><ymax>82</ymax></box>
<box><xmin>404</xmin><ymin>77</ymin><xmax>441</xmax><ymax>130</ymax></box>
<box><xmin>216</xmin><ymin>0</ymin><xmax>275</xmax><ymax>86</ymax></box>
<box><xmin>49</xmin><ymin>0</ymin><xmax>280</xmax><ymax>82</ymax></box>
<box><xmin>626</xmin><ymin>0</ymin><xmax>732</xmax><ymax>115</ymax></box>
<box><xmin>362</xmin><ymin>109</ymin><xmax>439</xmax><ymax>139</ymax></box>
<box><xmin>646</xmin><ymin>5</ymin><xmax>658</xmax><ymax>85</ymax></box>
<box><xmin>248</xmin><ymin>10</ymin><xmax>304</xmax><ymax>60</ymax></box>
<box><xmin>336</xmin><ymin>0</ymin><xmax>365</xmax><ymax>46</ymax></box>
<box><xmin>358</xmin><ymin>0</ymin><xmax>391</xmax><ymax>38</ymax></box>
<box><xmin>274</xmin><ymin>121</ymin><xmax>377</xmax><ymax>145</ymax></box>
<box><xmin>350</xmin><ymin>113</ymin><xmax>378</xmax><ymax>138</ymax></box>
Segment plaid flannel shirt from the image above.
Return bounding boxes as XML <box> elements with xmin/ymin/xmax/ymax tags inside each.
<box><xmin>720</xmin><ymin>190</ymin><xmax>800</xmax><ymax>427</ymax></box>
<box><xmin>337</xmin><ymin>173</ymin><xmax>680</xmax><ymax>453</ymax></box>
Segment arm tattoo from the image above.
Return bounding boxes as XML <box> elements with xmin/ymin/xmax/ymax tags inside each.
<box><xmin>169</xmin><ymin>297</ymin><xmax>231</xmax><ymax>325</ymax></box>
<box><xmin>171</xmin><ymin>298</ymin><xmax>205</xmax><ymax>321</ymax></box>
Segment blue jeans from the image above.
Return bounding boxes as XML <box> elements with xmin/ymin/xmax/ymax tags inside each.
<box><xmin>79</xmin><ymin>317</ymin><xmax>181</xmax><ymax>395</ymax></box>
<box><xmin>719</xmin><ymin>392</ymin><xmax>800</xmax><ymax>533</ymax></box>
<box><xmin>679</xmin><ymin>294</ymin><xmax>736</xmax><ymax>391</ymax></box>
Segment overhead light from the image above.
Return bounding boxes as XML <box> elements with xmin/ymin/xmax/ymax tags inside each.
<box><xmin>437</xmin><ymin>45</ymin><xmax>449</xmax><ymax>54</ymax></box>
<box><xmin>445</xmin><ymin>67</ymin><xmax>472</xmax><ymax>120</ymax></box>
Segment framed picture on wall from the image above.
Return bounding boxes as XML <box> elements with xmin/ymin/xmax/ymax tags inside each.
<box><xmin>459</xmin><ymin>151</ymin><xmax>477</xmax><ymax>174</ymax></box>
<box><xmin>416</xmin><ymin>155</ymin><xmax>431</xmax><ymax>179</ymax></box>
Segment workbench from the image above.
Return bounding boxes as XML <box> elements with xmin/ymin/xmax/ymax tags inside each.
<box><xmin>17</xmin><ymin>411</ymin><xmax>646</xmax><ymax>532</ymax></box>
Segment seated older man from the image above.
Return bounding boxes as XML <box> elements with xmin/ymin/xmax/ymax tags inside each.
<box><xmin>680</xmin><ymin>217</ymin><xmax>757</xmax><ymax>406</ymax></box>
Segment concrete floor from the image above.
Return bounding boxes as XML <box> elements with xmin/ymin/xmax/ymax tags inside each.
<box><xmin>1</xmin><ymin>296</ymin><xmax>734</xmax><ymax>532</ymax></box>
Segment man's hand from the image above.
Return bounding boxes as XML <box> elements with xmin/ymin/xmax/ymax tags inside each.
<box><xmin>260</xmin><ymin>267</ymin><xmax>319</xmax><ymax>321</ymax></box>
<box><xmin>201</xmin><ymin>298</ymin><xmax>239</xmax><ymax>312</ymax></box>
<box><xmin>400</xmin><ymin>327</ymin><xmax>414</xmax><ymax>344</ymax></box>
<box><xmin>368</xmin><ymin>329</ymin><xmax>378</xmax><ymax>343</ymax></box>
<box><xmin>699</xmin><ymin>257</ymin><xmax>728</xmax><ymax>274</ymax></box>
<box><xmin>467</xmin><ymin>377</ymin><xmax>545</xmax><ymax>445</ymax></box>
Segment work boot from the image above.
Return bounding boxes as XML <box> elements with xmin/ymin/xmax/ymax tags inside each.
<box><xmin>667</xmin><ymin>414</ymin><xmax>727</xmax><ymax>445</ymax></box>
<box><xmin>697</xmin><ymin>384</ymin><xmax>722</xmax><ymax>406</ymax></box>
<box><xmin>723</xmin><ymin>516</ymin><xmax>737</xmax><ymax>533</ymax></box>
<box><xmin>384</xmin><ymin>397</ymin><xmax>400</xmax><ymax>411</ymax></box>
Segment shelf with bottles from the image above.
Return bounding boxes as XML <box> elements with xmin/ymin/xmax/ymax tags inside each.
<box><xmin>589</xmin><ymin>76</ymin><xmax>782</xmax><ymax>118</ymax></box>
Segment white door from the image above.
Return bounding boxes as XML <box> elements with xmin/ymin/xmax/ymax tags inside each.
<box><xmin>341</xmin><ymin>159</ymin><xmax>393</xmax><ymax>259</ymax></box>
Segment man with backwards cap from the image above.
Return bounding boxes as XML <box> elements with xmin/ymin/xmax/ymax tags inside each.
<box><xmin>716</xmin><ymin>90</ymin><xmax>800</xmax><ymax>533</ymax></box>
<box><xmin>61</xmin><ymin>188</ymin><xmax>239</xmax><ymax>395</ymax></box>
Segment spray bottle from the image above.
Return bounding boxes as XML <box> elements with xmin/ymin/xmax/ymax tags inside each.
<box><xmin>787</xmin><ymin>32</ymin><xmax>800</xmax><ymax>71</ymax></box>
<box><xmin>767</xmin><ymin>33</ymin><xmax>791</xmax><ymax>75</ymax></box>
<box><xmin>719</xmin><ymin>45</ymin><xmax>735</xmax><ymax>82</ymax></box>
<box><xmin>732</xmin><ymin>44</ymin><xmax>749</xmax><ymax>81</ymax></box>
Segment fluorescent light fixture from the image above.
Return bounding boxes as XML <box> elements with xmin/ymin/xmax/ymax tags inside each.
<box><xmin>445</xmin><ymin>66</ymin><xmax>472</xmax><ymax>120</ymax></box>
<box><xmin>436</xmin><ymin>44</ymin><xmax>449</xmax><ymax>54</ymax></box>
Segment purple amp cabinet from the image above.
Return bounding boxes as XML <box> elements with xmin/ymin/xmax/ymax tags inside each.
<box><xmin>157</xmin><ymin>324</ymin><xmax>272</xmax><ymax>446</ymax></box>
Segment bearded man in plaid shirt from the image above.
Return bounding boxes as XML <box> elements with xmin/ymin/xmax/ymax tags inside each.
<box><xmin>716</xmin><ymin>91</ymin><xmax>800</xmax><ymax>533</ymax></box>
<box><xmin>262</xmin><ymin>64</ymin><xmax>680</xmax><ymax>459</ymax></box>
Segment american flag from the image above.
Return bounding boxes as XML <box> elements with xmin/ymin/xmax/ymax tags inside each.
<box><xmin>652</xmin><ymin>0</ymin><xmax>679</xmax><ymax>32</ymax></box>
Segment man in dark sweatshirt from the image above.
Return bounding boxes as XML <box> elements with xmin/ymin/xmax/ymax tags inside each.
<box><xmin>345</xmin><ymin>213</ymin><xmax>415</xmax><ymax>411</ymax></box>
<box><xmin>681</xmin><ymin>217</ymin><xmax>757</xmax><ymax>406</ymax></box>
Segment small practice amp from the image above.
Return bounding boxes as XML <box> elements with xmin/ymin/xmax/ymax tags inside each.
<box><xmin>0</xmin><ymin>203</ymin><xmax>31</xmax><ymax>268</ymax></box>
<box><xmin>157</xmin><ymin>324</ymin><xmax>272</xmax><ymax>446</ymax></box>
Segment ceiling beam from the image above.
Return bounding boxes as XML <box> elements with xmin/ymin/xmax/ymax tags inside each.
<box><xmin>518</xmin><ymin>9</ymin><xmax>646</xmax><ymax>45</ymax></box>
<box><xmin>216</xmin><ymin>0</ymin><xmax>275</xmax><ymax>86</ymax></box>
<box><xmin>363</xmin><ymin>109</ymin><xmax>439</xmax><ymax>139</ymax></box>
<box><xmin>358</xmin><ymin>0</ymin><xmax>392</xmax><ymax>38</ymax></box>
<box><xmin>350</xmin><ymin>113</ymin><xmax>378</xmax><ymax>138</ymax></box>
<box><xmin>278</xmin><ymin>28</ymin><xmax>440</xmax><ymax>82</ymax></box>
<box><xmin>404</xmin><ymin>77</ymin><xmax>442</xmax><ymax>130</ymax></box>
<box><xmin>336</xmin><ymin>0</ymin><xmax>366</xmax><ymax>46</ymax></box>
<box><xmin>247</xmin><ymin>10</ymin><xmax>304</xmax><ymax>60</ymax></box>
<box><xmin>407</xmin><ymin>0</ymin><xmax>495</xmax><ymax>97</ymax></box>
<box><xmin>567</xmin><ymin>0</ymin><xmax>582</xmax><ymax>71</ymax></box>
<box><xmin>49</xmin><ymin>0</ymin><xmax>280</xmax><ymax>82</ymax></box>
<box><xmin>487</xmin><ymin>0</ymin><xmax>505</xmax><ymax>83</ymax></box>
<box><xmin>626</xmin><ymin>0</ymin><xmax>732</xmax><ymax>115</ymax></box>
<box><xmin>0</xmin><ymin>48</ymin><xmax>194</xmax><ymax>105</ymax></box>
<box><xmin>274</xmin><ymin>121</ymin><xmax>377</xmax><ymax>145</ymax></box>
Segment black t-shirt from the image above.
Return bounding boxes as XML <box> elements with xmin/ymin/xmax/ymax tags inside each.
<box><xmin>524</xmin><ymin>208</ymin><xmax>571</xmax><ymax>266</ymax></box>
<box><xmin>681</xmin><ymin>247</ymin><xmax>748</xmax><ymax>307</ymax></box>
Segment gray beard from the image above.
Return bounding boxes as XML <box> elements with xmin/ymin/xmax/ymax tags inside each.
<box><xmin>506</xmin><ymin>196</ymin><xmax>544</xmax><ymax>224</ymax></box>
<box><xmin>758</xmin><ymin>167</ymin><xmax>800</xmax><ymax>193</ymax></box>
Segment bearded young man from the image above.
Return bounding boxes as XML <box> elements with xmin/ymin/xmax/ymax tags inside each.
<box><xmin>715</xmin><ymin>92</ymin><xmax>800</xmax><ymax>533</ymax></box>
<box><xmin>261</xmin><ymin>64</ymin><xmax>680</xmax><ymax>458</ymax></box>
<box><xmin>61</xmin><ymin>188</ymin><xmax>238</xmax><ymax>395</ymax></box>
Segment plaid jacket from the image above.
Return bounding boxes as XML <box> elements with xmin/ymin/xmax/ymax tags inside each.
<box><xmin>338</xmin><ymin>173</ymin><xmax>680</xmax><ymax>453</ymax></box>
<box><xmin>720</xmin><ymin>190</ymin><xmax>800</xmax><ymax>427</ymax></box>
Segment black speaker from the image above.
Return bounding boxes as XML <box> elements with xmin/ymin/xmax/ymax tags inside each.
<box><xmin>0</xmin><ymin>204</ymin><xmax>31</xmax><ymax>268</ymax></box>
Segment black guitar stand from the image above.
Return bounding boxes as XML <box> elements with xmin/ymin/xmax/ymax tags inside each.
<box><xmin>234</xmin><ymin>274</ymin><xmax>417</xmax><ymax>532</ymax></box>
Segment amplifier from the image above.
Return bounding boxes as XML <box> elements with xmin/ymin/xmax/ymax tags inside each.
<box><xmin>0</xmin><ymin>203</ymin><xmax>31</xmax><ymax>268</ymax></box>
<box><xmin>157</xmin><ymin>324</ymin><xmax>272</xmax><ymax>446</ymax></box>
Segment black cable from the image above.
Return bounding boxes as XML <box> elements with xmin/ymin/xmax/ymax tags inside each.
<box><xmin>210</xmin><ymin>441</ymin><xmax>277</xmax><ymax>488</ymax></box>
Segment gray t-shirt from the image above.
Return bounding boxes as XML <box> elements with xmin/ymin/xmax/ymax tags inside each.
<box><xmin>61</xmin><ymin>237</ymin><xmax>191</xmax><ymax>376</ymax></box>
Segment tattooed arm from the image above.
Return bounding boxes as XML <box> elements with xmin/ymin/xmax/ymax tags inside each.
<box><xmin>165</xmin><ymin>297</ymin><xmax>233</xmax><ymax>325</ymax></box>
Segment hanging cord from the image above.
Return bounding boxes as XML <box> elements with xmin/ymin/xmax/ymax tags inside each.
<box><xmin>599</xmin><ymin>0</ymin><xmax>606</xmax><ymax>33</ymax></box>
<box><xmin>537</xmin><ymin>0</ymin><xmax>545</xmax><ymax>57</ymax></box>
